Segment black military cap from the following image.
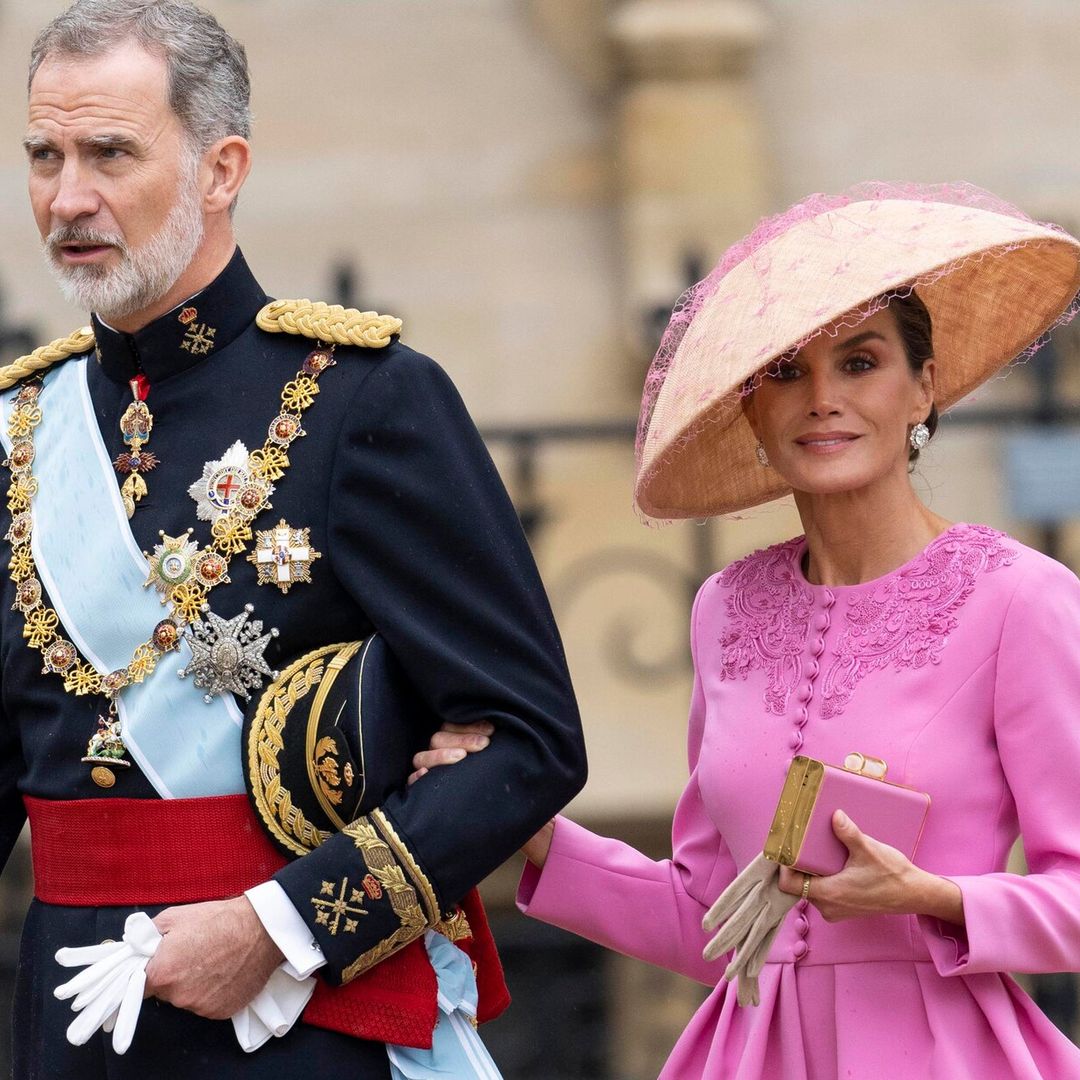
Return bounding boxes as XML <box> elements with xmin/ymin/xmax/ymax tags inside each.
<box><xmin>244</xmin><ymin>636</ymin><xmax>433</xmax><ymax>858</ymax></box>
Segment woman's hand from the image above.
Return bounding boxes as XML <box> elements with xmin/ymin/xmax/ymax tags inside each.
<box><xmin>407</xmin><ymin>721</ymin><xmax>494</xmax><ymax>785</ymax></box>
<box><xmin>778</xmin><ymin>810</ymin><xmax>964</xmax><ymax>925</ymax></box>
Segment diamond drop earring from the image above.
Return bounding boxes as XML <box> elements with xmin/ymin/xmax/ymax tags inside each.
<box><xmin>755</xmin><ymin>442</ymin><xmax>770</xmax><ymax>467</ymax></box>
<box><xmin>909</xmin><ymin>422</ymin><xmax>930</xmax><ymax>451</ymax></box>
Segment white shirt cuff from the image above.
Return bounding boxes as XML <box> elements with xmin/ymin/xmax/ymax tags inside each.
<box><xmin>246</xmin><ymin>880</ymin><xmax>326</xmax><ymax>979</ymax></box>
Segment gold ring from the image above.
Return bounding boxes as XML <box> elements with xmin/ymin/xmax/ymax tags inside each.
<box><xmin>801</xmin><ymin>873</ymin><xmax>812</xmax><ymax>901</ymax></box>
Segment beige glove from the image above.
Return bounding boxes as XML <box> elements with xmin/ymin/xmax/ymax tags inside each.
<box><xmin>701</xmin><ymin>854</ymin><xmax>799</xmax><ymax>1006</ymax></box>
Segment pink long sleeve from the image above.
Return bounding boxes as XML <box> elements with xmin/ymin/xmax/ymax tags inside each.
<box><xmin>517</xmin><ymin>585</ymin><xmax>737</xmax><ymax>985</ymax></box>
<box><xmin>920</xmin><ymin>554</ymin><xmax>1080</xmax><ymax>975</ymax></box>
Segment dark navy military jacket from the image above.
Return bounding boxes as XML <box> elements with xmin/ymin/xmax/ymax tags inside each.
<box><xmin>0</xmin><ymin>249</ymin><xmax>586</xmax><ymax>988</ymax></box>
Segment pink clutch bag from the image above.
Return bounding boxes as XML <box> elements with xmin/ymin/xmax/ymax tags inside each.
<box><xmin>763</xmin><ymin>752</ymin><xmax>931</xmax><ymax>877</ymax></box>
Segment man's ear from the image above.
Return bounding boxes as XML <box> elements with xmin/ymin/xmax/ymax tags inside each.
<box><xmin>202</xmin><ymin>136</ymin><xmax>251</xmax><ymax>215</ymax></box>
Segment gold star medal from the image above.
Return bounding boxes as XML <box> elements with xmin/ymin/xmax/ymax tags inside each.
<box><xmin>144</xmin><ymin>530</ymin><xmax>200</xmax><ymax>600</ymax></box>
<box><xmin>248</xmin><ymin>519</ymin><xmax>322</xmax><ymax>594</ymax></box>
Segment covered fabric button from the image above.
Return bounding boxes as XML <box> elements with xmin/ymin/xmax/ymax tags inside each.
<box><xmin>793</xmin><ymin>941</ymin><xmax>809</xmax><ymax>960</ymax></box>
<box><xmin>789</xmin><ymin>731</ymin><xmax>803</xmax><ymax>750</ymax></box>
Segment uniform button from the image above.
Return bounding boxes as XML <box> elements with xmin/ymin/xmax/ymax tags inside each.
<box><xmin>808</xmin><ymin>660</ymin><xmax>819</xmax><ymax>676</ymax></box>
<box><xmin>793</xmin><ymin>941</ymin><xmax>809</xmax><ymax>960</ymax></box>
<box><xmin>789</xmin><ymin>732</ymin><xmax>803</xmax><ymax>750</ymax></box>
<box><xmin>796</xmin><ymin>915</ymin><xmax>809</xmax><ymax>934</ymax></box>
<box><xmin>814</xmin><ymin>614</ymin><xmax>830</xmax><ymax>632</ymax></box>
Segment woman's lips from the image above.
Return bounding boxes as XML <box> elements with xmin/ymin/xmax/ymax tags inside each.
<box><xmin>794</xmin><ymin>433</ymin><xmax>860</xmax><ymax>455</ymax></box>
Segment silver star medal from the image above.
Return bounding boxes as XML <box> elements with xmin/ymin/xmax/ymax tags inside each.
<box><xmin>187</xmin><ymin>440</ymin><xmax>272</xmax><ymax>522</ymax></box>
<box><xmin>178</xmin><ymin>603</ymin><xmax>280</xmax><ymax>703</ymax></box>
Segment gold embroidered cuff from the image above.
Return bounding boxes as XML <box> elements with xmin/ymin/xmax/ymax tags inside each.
<box><xmin>336</xmin><ymin>812</ymin><xmax>438</xmax><ymax>982</ymax></box>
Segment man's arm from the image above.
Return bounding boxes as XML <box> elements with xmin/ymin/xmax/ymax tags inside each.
<box><xmin>267</xmin><ymin>346</ymin><xmax>586</xmax><ymax>983</ymax></box>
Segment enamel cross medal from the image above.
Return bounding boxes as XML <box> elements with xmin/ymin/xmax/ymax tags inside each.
<box><xmin>248</xmin><ymin>519</ymin><xmax>322</xmax><ymax>594</ymax></box>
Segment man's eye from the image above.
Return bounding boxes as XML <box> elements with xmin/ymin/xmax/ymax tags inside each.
<box><xmin>99</xmin><ymin>147</ymin><xmax>125</xmax><ymax>160</ymax></box>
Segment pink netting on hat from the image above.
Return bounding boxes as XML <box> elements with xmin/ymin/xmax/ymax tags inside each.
<box><xmin>634</xmin><ymin>180</ymin><xmax>1080</xmax><ymax>520</ymax></box>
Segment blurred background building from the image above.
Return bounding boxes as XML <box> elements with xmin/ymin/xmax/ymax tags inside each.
<box><xmin>1</xmin><ymin>1</ymin><xmax>1079</xmax><ymax>1075</ymax></box>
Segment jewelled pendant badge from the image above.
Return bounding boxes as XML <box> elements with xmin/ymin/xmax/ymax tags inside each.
<box><xmin>113</xmin><ymin>376</ymin><xmax>159</xmax><ymax>519</ymax></box>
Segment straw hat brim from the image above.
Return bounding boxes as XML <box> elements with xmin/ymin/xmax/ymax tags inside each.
<box><xmin>635</xmin><ymin>200</ymin><xmax>1080</xmax><ymax>519</ymax></box>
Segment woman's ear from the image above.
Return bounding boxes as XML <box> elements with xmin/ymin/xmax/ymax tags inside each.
<box><xmin>913</xmin><ymin>358</ymin><xmax>936</xmax><ymax>422</ymax></box>
<box><xmin>741</xmin><ymin>383</ymin><xmax>761</xmax><ymax>441</ymax></box>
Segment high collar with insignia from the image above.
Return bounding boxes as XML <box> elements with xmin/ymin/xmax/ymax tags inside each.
<box><xmin>92</xmin><ymin>247</ymin><xmax>269</xmax><ymax>385</ymax></box>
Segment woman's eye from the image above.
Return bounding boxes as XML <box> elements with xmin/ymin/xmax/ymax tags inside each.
<box><xmin>845</xmin><ymin>353</ymin><xmax>875</xmax><ymax>373</ymax></box>
<box><xmin>769</xmin><ymin>363</ymin><xmax>801</xmax><ymax>381</ymax></box>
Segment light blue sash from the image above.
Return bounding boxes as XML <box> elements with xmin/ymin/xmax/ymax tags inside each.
<box><xmin>0</xmin><ymin>358</ymin><xmax>244</xmax><ymax>798</ymax></box>
<box><xmin>385</xmin><ymin>932</ymin><xmax>503</xmax><ymax>1080</ymax></box>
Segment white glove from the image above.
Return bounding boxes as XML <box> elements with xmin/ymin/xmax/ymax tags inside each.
<box><xmin>55</xmin><ymin>911</ymin><xmax>159</xmax><ymax>1054</ymax></box>
<box><xmin>701</xmin><ymin>854</ymin><xmax>799</xmax><ymax>1006</ymax></box>
<box><xmin>55</xmin><ymin>912</ymin><xmax>316</xmax><ymax>1054</ymax></box>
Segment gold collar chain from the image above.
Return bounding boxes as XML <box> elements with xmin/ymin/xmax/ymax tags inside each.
<box><xmin>3</xmin><ymin>346</ymin><xmax>337</xmax><ymax>702</ymax></box>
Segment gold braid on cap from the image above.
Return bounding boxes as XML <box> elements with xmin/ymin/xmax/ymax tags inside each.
<box><xmin>256</xmin><ymin>300</ymin><xmax>402</xmax><ymax>348</ymax></box>
<box><xmin>0</xmin><ymin>327</ymin><xmax>95</xmax><ymax>392</ymax></box>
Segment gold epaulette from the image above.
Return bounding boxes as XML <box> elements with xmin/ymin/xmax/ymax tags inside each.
<box><xmin>0</xmin><ymin>326</ymin><xmax>95</xmax><ymax>392</ymax></box>
<box><xmin>256</xmin><ymin>300</ymin><xmax>402</xmax><ymax>349</ymax></box>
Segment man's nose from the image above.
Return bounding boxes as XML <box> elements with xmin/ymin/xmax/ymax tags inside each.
<box><xmin>49</xmin><ymin>160</ymin><xmax>100</xmax><ymax>225</ymax></box>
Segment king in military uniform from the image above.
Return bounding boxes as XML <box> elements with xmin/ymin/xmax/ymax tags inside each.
<box><xmin>0</xmin><ymin>2</ymin><xmax>586</xmax><ymax>1076</ymax></box>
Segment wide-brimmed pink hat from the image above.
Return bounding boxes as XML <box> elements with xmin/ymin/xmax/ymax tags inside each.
<box><xmin>634</xmin><ymin>182</ymin><xmax>1080</xmax><ymax>519</ymax></box>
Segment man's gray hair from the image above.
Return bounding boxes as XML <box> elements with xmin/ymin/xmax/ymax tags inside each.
<box><xmin>28</xmin><ymin>0</ymin><xmax>251</xmax><ymax>153</ymax></box>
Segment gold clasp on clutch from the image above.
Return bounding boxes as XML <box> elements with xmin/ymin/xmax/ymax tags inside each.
<box><xmin>842</xmin><ymin>752</ymin><xmax>888</xmax><ymax>780</ymax></box>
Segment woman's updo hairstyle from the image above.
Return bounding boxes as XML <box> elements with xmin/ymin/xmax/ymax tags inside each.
<box><xmin>887</xmin><ymin>289</ymin><xmax>938</xmax><ymax>463</ymax></box>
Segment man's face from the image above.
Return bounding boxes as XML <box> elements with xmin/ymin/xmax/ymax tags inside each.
<box><xmin>25</xmin><ymin>40</ymin><xmax>205</xmax><ymax>322</ymax></box>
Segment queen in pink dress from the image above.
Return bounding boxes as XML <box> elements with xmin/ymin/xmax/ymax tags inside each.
<box><xmin>508</xmin><ymin>185</ymin><xmax>1080</xmax><ymax>1078</ymax></box>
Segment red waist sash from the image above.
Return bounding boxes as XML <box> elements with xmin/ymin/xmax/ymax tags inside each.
<box><xmin>24</xmin><ymin>794</ymin><xmax>509</xmax><ymax>1049</ymax></box>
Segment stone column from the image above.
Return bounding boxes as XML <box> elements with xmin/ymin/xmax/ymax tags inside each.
<box><xmin>609</xmin><ymin>0</ymin><xmax>772</xmax><ymax>364</ymax></box>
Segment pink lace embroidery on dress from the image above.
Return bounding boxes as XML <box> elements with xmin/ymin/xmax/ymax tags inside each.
<box><xmin>820</xmin><ymin>525</ymin><xmax>1018</xmax><ymax>717</ymax></box>
<box><xmin>715</xmin><ymin>525</ymin><xmax>1018</xmax><ymax>718</ymax></box>
<box><xmin>716</xmin><ymin>538</ymin><xmax>814</xmax><ymax>715</ymax></box>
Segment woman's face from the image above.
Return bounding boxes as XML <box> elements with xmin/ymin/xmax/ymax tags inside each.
<box><xmin>742</xmin><ymin>307</ymin><xmax>935</xmax><ymax>500</ymax></box>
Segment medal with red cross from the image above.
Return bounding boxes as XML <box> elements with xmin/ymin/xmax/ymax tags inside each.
<box><xmin>187</xmin><ymin>441</ymin><xmax>268</xmax><ymax>522</ymax></box>
<box><xmin>247</xmin><ymin>519</ymin><xmax>322</xmax><ymax>594</ymax></box>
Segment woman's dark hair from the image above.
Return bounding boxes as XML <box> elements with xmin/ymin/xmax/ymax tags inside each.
<box><xmin>886</xmin><ymin>289</ymin><xmax>938</xmax><ymax>463</ymax></box>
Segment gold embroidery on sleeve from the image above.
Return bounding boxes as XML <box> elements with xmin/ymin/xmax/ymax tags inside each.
<box><xmin>310</xmin><ymin>876</ymin><xmax>369</xmax><ymax>936</ymax></box>
<box><xmin>339</xmin><ymin>816</ymin><xmax>430</xmax><ymax>982</ymax></box>
<box><xmin>370</xmin><ymin>808</ymin><xmax>440</xmax><ymax>927</ymax></box>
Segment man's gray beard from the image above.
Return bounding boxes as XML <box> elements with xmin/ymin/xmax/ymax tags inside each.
<box><xmin>43</xmin><ymin>171</ymin><xmax>205</xmax><ymax>323</ymax></box>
